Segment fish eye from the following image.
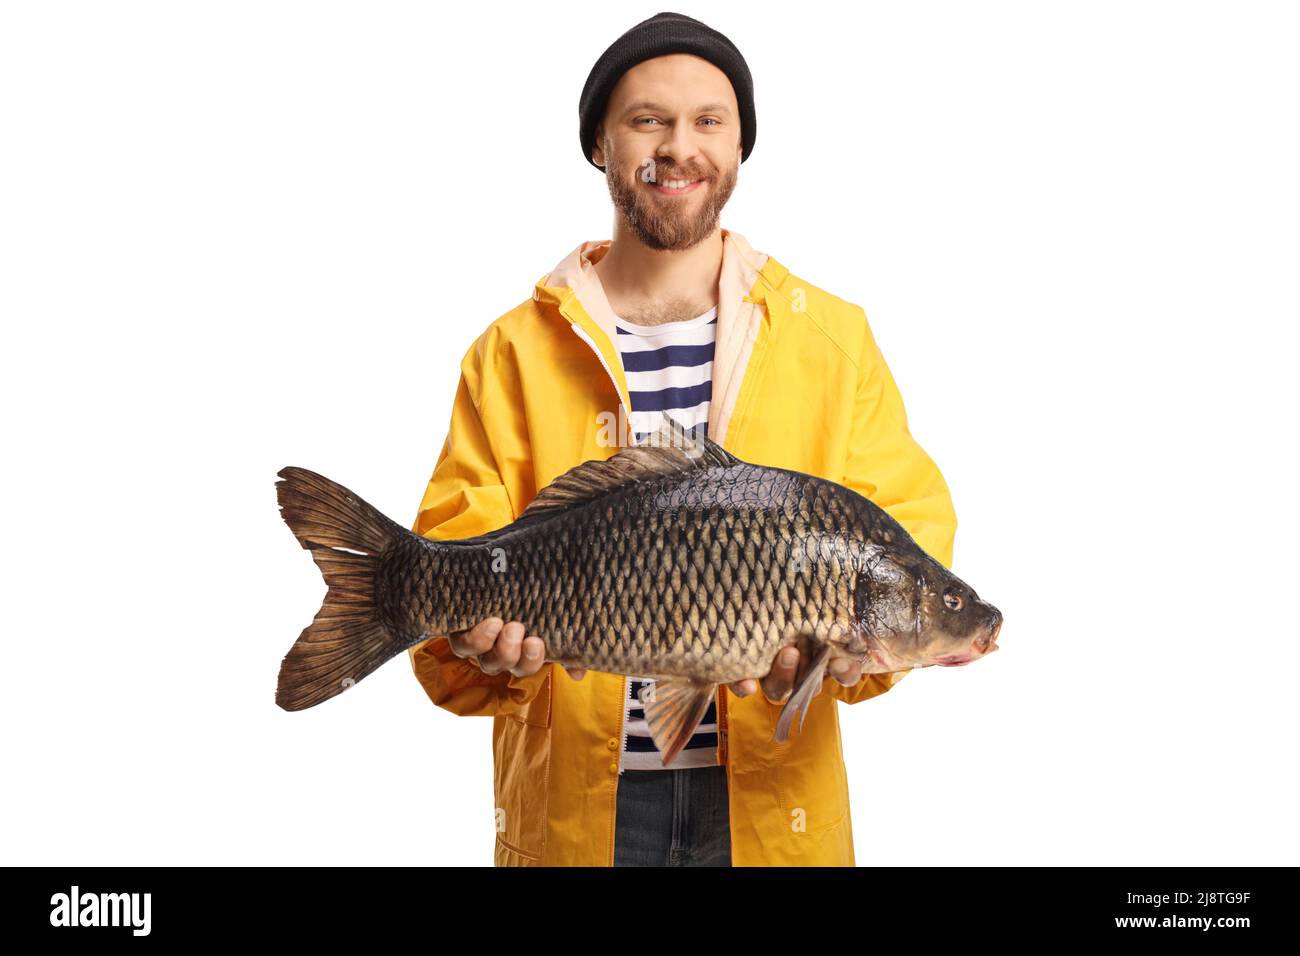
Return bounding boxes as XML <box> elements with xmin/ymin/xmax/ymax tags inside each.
<box><xmin>943</xmin><ymin>588</ymin><xmax>964</xmax><ymax>612</ymax></box>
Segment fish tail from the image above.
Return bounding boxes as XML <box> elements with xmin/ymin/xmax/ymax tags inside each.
<box><xmin>274</xmin><ymin>466</ymin><xmax>410</xmax><ymax>712</ymax></box>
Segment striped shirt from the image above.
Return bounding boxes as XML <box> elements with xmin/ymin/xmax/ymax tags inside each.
<box><xmin>614</xmin><ymin>305</ymin><xmax>721</xmax><ymax>771</ymax></box>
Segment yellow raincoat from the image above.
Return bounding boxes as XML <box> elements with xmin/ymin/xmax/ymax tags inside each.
<box><xmin>407</xmin><ymin>228</ymin><xmax>957</xmax><ymax>866</ymax></box>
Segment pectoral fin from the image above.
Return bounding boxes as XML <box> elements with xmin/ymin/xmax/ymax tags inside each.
<box><xmin>641</xmin><ymin>677</ymin><xmax>716</xmax><ymax>767</ymax></box>
<box><xmin>774</xmin><ymin>643</ymin><xmax>833</xmax><ymax>743</ymax></box>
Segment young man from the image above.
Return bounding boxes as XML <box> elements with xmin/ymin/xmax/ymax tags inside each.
<box><xmin>406</xmin><ymin>12</ymin><xmax>957</xmax><ymax>866</ymax></box>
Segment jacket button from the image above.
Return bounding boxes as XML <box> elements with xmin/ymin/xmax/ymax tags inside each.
<box><xmin>607</xmin><ymin>737</ymin><xmax>618</xmax><ymax>750</ymax></box>
<box><xmin>608</xmin><ymin>763</ymin><xmax>618</xmax><ymax>774</ymax></box>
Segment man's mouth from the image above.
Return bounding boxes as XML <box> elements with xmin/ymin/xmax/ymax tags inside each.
<box><xmin>648</xmin><ymin>177</ymin><xmax>706</xmax><ymax>195</ymax></box>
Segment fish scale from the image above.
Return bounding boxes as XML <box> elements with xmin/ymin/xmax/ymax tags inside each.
<box><xmin>275</xmin><ymin>413</ymin><xmax>1003</xmax><ymax>762</ymax></box>
<box><xmin>380</xmin><ymin>459</ymin><xmax>864</xmax><ymax>684</ymax></box>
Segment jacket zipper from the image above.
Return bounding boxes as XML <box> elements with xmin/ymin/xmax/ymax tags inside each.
<box><xmin>718</xmin><ymin>686</ymin><xmax>729</xmax><ymax>763</ymax></box>
<box><xmin>568</xmin><ymin>318</ymin><xmax>633</xmax><ymax>867</ymax></box>
<box><xmin>609</xmin><ymin>673</ymin><xmax>627</xmax><ymax>866</ymax></box>
<box><xmin>570</xmin><ymin>322</ymin><xmax>630</xmax><ymax>425</ymax></box>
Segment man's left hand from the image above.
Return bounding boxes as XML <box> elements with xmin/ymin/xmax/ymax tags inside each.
<box><xmin>727</xmin><ymin>647</ymin><xmax>863</xmax><ymax>702</ymax></box>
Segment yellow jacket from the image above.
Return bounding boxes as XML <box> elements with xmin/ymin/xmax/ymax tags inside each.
<box><xmin>407</xmin><ymin>228</ymin><xmax>957</xmax><ymax>866</ymax></box>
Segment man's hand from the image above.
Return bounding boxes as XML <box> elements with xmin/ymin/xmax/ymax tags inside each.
<box><xmin>726</xmin><ymin>647</ymin><xmax>864</xmax><ymax>702</ymax></box>
<box><xmin>446</xmin><ymin>617</ymin><xmax>584</xmax><ymax>680</ymax></box>
<box><xmin>445</xmin><ymin>622</ymin><xmax>863</xmax><ymax>692</ymax></box>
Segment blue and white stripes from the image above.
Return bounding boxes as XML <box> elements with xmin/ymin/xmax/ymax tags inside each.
<box><xmin>615</xmin><ymin>307</ymin><xmax>717</xmax><ymax>445</ymax></box>
<box><xmin>614</xmin><ymin>305</ymin><xmax>721</xmax><ymax>771</ymax></box>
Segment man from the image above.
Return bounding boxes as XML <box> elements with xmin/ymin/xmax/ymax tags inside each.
<box><xmin>406</xmin><ymin>12</ymin><xmax>957</xmax><ymax>866</ymax></box>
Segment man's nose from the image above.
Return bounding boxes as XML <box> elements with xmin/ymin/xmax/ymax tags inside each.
<box><xmin>656</xmin><ymin>129</ymin><xmax>703</xmax><ymax>168</ymax></box>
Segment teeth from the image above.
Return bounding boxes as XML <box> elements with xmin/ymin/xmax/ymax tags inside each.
<box><xmin>659</xmin><ymin>179</ymin><xmax>696</xmax><ymax>189</ymax></box>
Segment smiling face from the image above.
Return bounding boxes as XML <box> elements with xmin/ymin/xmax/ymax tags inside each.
<box><xmin>591</xmin><ymin>53</ymin><xmax>742</xmax><ymax>251</ymax></box>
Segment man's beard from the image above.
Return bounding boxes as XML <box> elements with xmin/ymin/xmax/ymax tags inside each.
<box><xmin>605</xmin><ymin>151</ymin><xmax>738</xmax><ymax>251</ymax></box>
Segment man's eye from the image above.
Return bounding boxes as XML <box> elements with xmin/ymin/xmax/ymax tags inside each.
<box><xmin>635</xmin><ymin>117</ymin><xmax>662</xmax><ymax>126</ymax></box>
<box><xmin>699</xmin><ymin>118</ymin><xmax>721</xmax><ymax>127</ymax></box>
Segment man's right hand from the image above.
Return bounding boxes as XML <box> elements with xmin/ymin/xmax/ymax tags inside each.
<box><xmin>446</xmin><ymin>617</ymin><xmax>585</xmax><ymax>681</ymax></box>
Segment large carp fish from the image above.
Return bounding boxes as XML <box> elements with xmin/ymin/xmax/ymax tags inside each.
<box><xmin>276</xmin><ymin>415</ymin><xmax>1002</xmax><ymax>763</ymax></box>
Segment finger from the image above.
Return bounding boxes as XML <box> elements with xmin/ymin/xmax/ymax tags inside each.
<box><xmin>564</xmin><ymin>666</ymin><xmax>587</xmax><ymax>681</ymax></box>
<box><xmin>448</xmin><ymin>617</ymin><xmax>503</xmax><ymax>659</ymax></box>
<box><xmin>728</xmin><ymin>678</ymin><xmax>758</xmax><ymax>698</ymax></box>
<box><xmin>478</xmin><ymin>621</ymin><xmax>525</xmax><ymax>675</ymax></box>
<box><xmin>761</xmin><ymin>647</ymin><xmax>801</xmax><ymax>703</ymax></box>
<box><xmin>510</xmin><ymin>635</ymin><xmax>547</xmax><ymax>678</ymax></box>
<box><xmin>828</xmin><ymin>658</ymin><xmax>862</xmax><ymax>686</ymax></box>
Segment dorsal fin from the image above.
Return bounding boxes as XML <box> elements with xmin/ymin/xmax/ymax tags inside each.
<box><xmin>519</xmin><ymin>413</ymin><xmax>739</xmax><ymax>518</ymax></box>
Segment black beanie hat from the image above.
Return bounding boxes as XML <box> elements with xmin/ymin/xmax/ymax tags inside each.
<box><xmin>578</xmin><ymin>11</ymin><xmax>755</xmax><ymax>172</ymax></box>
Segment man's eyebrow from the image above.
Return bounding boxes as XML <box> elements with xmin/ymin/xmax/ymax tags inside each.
<box><xmin>620</xmin><ymin>100</ymin><xmax>733</xmax><ymax>118</ymax></box>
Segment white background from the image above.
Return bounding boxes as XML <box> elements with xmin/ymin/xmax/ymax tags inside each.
<box><xmin>3</xmin><ymin>1</ymin><xmax>1296</xmax><ymax>866</ymax></box>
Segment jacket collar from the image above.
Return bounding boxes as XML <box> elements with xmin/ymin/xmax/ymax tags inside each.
<box><xmin>532</xmin><ymin>228</ymin><xmax>786</xmax><ymax>445</ymax></box>
<box><xmin>533</xmin><ymin>227</ymin><xmax>769</xmax><ymax>328</ymax></box>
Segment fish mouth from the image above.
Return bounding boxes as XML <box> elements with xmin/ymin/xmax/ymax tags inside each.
<box><xmin>937</xmin><ymin>616</ymin><xmax>1003</xmax><ymax>666</ymax></box>
<box><xmin>936</xmin><ymin>654</ymin><xmax>976</xmax><ymax>667</ymax></box>
<box><xmin>935</xmin><ymin>641</ymin><xmax>999</xmax><ymax>667</ymax></box>
<box><xmin>864</xmin><ymin>630</ymin><xmax>1000</xmax><ymax>671</ymax></box>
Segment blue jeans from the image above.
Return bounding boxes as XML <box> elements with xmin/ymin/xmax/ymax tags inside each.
<box><xmin>613</xmin><ymin>765</ymin><xmax>732</xmax><ymax>866</ymax></box>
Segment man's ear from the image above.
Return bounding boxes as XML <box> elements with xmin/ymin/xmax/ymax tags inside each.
<box><xmin>591</xmin><ymin>124</ymin><xmax>607</xmax><ymax>168</ymax></box>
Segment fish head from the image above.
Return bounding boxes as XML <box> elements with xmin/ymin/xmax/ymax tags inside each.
<box><xmin>854</xmin><ymin>549</ymin><xmax>1002</xmax><ymax>671</ymax></box>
